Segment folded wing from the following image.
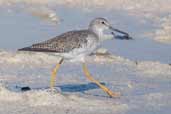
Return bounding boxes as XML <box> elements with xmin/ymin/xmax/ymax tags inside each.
<box><xmin>18</xmin><ymin>30</ymin><xmax>88</xmax><ymax>53</ymax></box>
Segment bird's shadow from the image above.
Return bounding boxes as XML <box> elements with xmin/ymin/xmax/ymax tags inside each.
<box><xmin>16</xmin><ymin>82</ymin><xmax>106</xmax><ymax>93</ymax></box>
<box><xmin>57</xmin><ymin>82</ymin><xmax>105</xmax><ymax>93</ymax></box>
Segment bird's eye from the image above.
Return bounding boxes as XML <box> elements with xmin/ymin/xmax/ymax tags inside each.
<box><xmin>101</xmin><ymin>21</ymin><xmax>105</xmax><ymax>24</ymax></box>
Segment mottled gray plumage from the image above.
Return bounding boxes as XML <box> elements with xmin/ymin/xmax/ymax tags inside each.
<box><xmin>19</xmin><ymin>30</ymin><xmax>98</xmax><ymax>53</ymax></box>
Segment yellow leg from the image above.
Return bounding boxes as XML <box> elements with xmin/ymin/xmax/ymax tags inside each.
<box><xmin>50</xmin><ymin>58</ymin><xmax>63</xmax><ymax>90</ymax></box>
<box><xmin>82</xmin><ymin>63</ymin><xmax>120</xmax><ymax>98</ymax></box>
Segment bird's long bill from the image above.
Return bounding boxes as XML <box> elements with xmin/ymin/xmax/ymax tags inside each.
<box><xmin>109</xmin><ymin>26</ymin><xmax>129</xmax><ymax>36</ymax></box>
<box><xmin>109</xmin><ymin>26</ymin><xmax>133</xmax><ymax>40</ymax></box>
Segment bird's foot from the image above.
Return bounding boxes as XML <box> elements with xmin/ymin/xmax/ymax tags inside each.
<box><xmin>106</xmin><ymin>90</ymin><xmax>121</xmax><ymax>98</ymax></box>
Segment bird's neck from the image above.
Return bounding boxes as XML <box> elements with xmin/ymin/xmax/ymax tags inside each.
<box><xmin>88</xmin><ymin>26</ymin><xmax>104</xmax><ymax>41</ymax></box>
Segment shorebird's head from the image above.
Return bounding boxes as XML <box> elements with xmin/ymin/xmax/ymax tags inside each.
<box><xmin>89</xmin><ymin>18</ymin><xmax>110</xmax><ymax>34</ymax></box>
<box><xmin>89</xmin><ymin>17</ymin><xmax>131</xmax><ymax>41</ymax></box>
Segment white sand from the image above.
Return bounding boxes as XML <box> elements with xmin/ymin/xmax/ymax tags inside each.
<box><xmin>0</xmin><ymin>50</ymin><xmax>171</xmax><ymax>114</ymax></box>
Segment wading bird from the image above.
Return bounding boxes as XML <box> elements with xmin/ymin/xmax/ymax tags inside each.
<box><xmin>19</xmin><ymin>17</ymin><xmax>131</xmax><ymax>97</ymax></box>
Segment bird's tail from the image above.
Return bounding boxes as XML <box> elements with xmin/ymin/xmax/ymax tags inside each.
<box><xmin>18</xmin><ymin>47</ymin><xmax>33</xmax><ymax>51</ymax></box>
<box><xmin>18</xmin><ymin>46</ymin><xmax>57</xmax><ymax>52</ymax></box>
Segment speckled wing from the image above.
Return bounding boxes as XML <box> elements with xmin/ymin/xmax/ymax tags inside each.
<box><xmin>18</xmin><ymin>30</ymin><xmax>90</xmax><ymax>53</ymax></box>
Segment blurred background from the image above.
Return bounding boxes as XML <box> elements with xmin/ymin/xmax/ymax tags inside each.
<box><xmin>0</xmin><ymin>0</ymin><xmax>171</xmax><ymax>63</ymax></box>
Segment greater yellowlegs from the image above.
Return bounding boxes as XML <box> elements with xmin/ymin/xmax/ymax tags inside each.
<box><xmin>19</xmin><ymin>17</ymin><xmax>131</xmax><ymax>97</ymax></box>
